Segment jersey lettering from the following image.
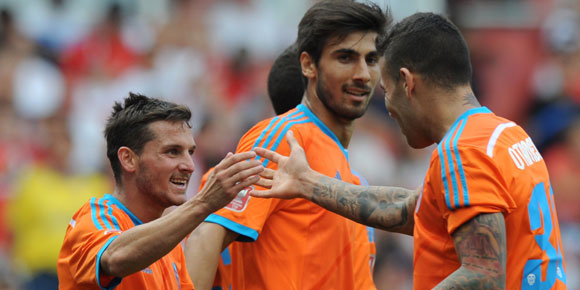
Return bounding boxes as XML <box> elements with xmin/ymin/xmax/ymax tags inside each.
<box><xmin>509</xmin><ymin>137</ymin><xmax>542</xmax><ymax>170</ymax></box>
<box><xmin>521</xmin><ymin>183</ymin><xmax>566</xmax><ymax>289</ymax></box>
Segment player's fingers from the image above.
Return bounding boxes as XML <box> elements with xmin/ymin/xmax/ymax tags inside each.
<box><xmin>253</xmin><ymin>147</ymin><xmax>282</xmax><ymax>164</ymax></box>
<box><xmin>249</xmin><ymin>188</ymin><xmax>274</xmax><ymax>198</ymax></box>
<box><xmin>216</xmin><ymin>151</ymin><xmax>257</xmax><ymax>170</ymax></box>
<box><xmin>228</xmin><ymin>162</ymin><xmax>264</xmax><ymax>184</ymax></box>
<box><xmin>230</xmin><ymin>175</ymin><xmax>260</xmax><ymax>193</ymax></box>
<box><xmin>260</xmin><ymin>168</ymin><xmax>275</xmax><ymax>180</ymax></box>
<box><xmin>254</xmin><ymin>177</ymin><xmax>272</xmax><ymax>189</ymax></box>
<box><xmin>285</xmin><ymin>131</ymin><xmax>301</xmax><ymax>152</ymax></box>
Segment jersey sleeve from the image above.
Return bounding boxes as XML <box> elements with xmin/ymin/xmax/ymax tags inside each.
<box><xmin>176</xmin><ymin>245</ymin><xmax>195</xmax><ymax>290</ymax></box>
<box><xmin>435</xmin><ymin>146</ymin><xmax>517</xmax><ymax>234</ymax></box>
<box><xmin>201</xmin><ymin>123</ymin><xmax>298</xmax><ymax>242</ymax></box>
<box><xmin>63</xmin><ymin>202</ymin><xmax>124</xmax><ymax>289</ymax></box>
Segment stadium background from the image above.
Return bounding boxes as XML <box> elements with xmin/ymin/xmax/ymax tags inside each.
<box><xmin>0</xmin><ymin>0</ymin><xmax>578</xmax><ymax>289</ymax></box>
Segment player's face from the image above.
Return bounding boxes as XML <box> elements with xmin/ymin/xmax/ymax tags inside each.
<box><xmin>315</xmin><ymin>31</ymin><xmax>380</xmax><ymax>120</ymax></box>
<box><xmin>135</xmin><ymin>120</ymin><xmax>196</xmax><ymax>209</ymax></box>
<box><xmin>380</xmin><ymin>63</ymin><xmax>431</xmax><ymax>149</ymax></box>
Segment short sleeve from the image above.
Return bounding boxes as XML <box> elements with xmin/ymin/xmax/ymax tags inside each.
<box><xmin>63</xmin><ymin>205</ymin><xmax>123</xmax><ymax>289</ymax></box>
<box><xmin>435</xmin><ymin>146</ymin><xmax>516</xmax><ymax>234</ymax></box>
<box><xmin>201</xmin><ymin>125</ymin><xmax>299</xmax><ymax>241</ymax></box>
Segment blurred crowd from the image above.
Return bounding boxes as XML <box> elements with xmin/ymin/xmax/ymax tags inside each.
<box><xmin>0</xmin><ymin>0</ymin><xmax>578</xmax><ymax>289</ymax></box>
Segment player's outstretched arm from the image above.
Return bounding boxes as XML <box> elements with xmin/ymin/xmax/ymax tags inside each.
<box><xmin>253</xmin><ymin>131</ymin><xmax>417</xmax><ymax>235</ymax></box>
<box><xmin>185</xmin><ymin>222</ymin><xmax>238</xmax><ymax>290</ymax></box>
<box><xmin>433</xmin><ymin>212</ymin><xmax>507</xmax><ymax>289</ymax></box>
<box><xmin>100</xmin><ymin>152</ymin><xmax>262</xmax><ymax>278</ymax></box>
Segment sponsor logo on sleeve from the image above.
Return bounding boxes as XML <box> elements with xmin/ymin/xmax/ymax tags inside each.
<box><xmin>225</xmin><ymin>186</ymin><xmax>253</xmax><ymax>212</ymax></box>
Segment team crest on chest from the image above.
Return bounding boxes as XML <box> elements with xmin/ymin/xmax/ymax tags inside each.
<box><xmin>225</xmin><ymin>186</ymin><xmax>253</xmax><ymax>212</ymax></box>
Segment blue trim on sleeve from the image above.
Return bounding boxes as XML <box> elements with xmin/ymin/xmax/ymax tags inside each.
<box><xmin>172</xmin><ymin>263</ymin><xmax>181</xmax><ymax>290</ymax></box>
<box><xmin>366</xmin><ymin>226</ymin><xmax>375</xmax><ymax>243</ymax></box>
<box><xmin>251</xmin><ymin>116</ymin><xmax>281</xmax><ymax>156</ymax></box>
<box><xmin>255</xmin><ymin>111</ymin><xmax>303</xmax><ymax>151</ymax></box>
<box><xmin>98</xmin><ymin>198</ymin><xmax>113</xmax><ymax>230</ymax></box>
<box><xmin>90</xmin><ymin>198</ymin><xmax>104</xmax><ymax>230</ymax></box>
<box><xmin>351</xmin><ymin>170</ymin><xmax>368</xmax><ymax>186</ymax></box>
<box><xmin>444</xmin><ymin>121</ymin><xmax>461</xmax><ymax>209</ymax></box>
<box><xmin>452</xmin><ymin>119</ymin><xmax>470</xmax><ymax>207</ymax></box>
<box><xmin>96</xmin><ymin>236</ymin><xmax>122</xmax><ymax>290</ymax></box>
<box><xmin>221</xmin><ymin>248</ymin><xmax>232</xmax><ymax>265</ymax></box>
<box><xmin>250</xmin><ymin>111</ymin><xmax>308</xmax><ymax>167</ymax></box>
<box><xmin>103</xmin><ymin>194</ymin><xmax>142</xmax><ymax>226</ymax></box>
<box><xmin>437</xmin><ymin>142</ymin><xmax>452</xmax><ymax>210</ymax></box>
<box><xmin>437</xmin><ymin>107</ymin><xmax>490</xmax><ymax>210</ymax></box>
<box><xmin>106</xmin><ymin>204</ymin><xmax>120</xmax><ymax>231</ymax></box>
<box><xmin>298</xmin><ymin>104</ymin><xmax>349</xmax><ymax>160</ymax></box>
<box><xmin>262</xmin><ymin>119</ymin><xmax>311</xmax><ymax>167</ymax></box>
<box><xmin>205</xmin><ymin>214</ymin><xmax>259</xmax><ymax>242</ymax></box>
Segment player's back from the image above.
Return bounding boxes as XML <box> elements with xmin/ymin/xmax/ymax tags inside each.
<box><xmin>473</xmin><ymin>111</ymin><xmax>567</xmax><ymax>289</ymax></box>
<box><xmin>414</xmin><ymin>107</ymin><xmax>567</xmax><ymax>289</ymax></box>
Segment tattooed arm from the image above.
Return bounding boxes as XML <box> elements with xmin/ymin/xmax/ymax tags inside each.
<box><xmin>252</xmin><ymin>130</ymin><xmax>418</xmax><ymax>235</ymax></box>
<box><xmin>308</xmin><ymin>174</ymin><xmax>418</xmax><ymax>234</ymax></box>
<box><xmin>434</xmin><ymin>212</ymin><xmax>507</xmax><ymax>290</ymax></box>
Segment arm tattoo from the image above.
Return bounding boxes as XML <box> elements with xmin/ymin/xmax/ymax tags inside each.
<box><xmin>310</xmin><ymin>175</ymin><xmax>418</xmax><ymax>235</ymax></box>
<box><xmin>434</xmin><ymin>212</ymin><xmax>507</xmax><ymax>290</ymax></box>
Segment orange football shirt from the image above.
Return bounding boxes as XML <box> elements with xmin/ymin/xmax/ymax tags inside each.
<box><xmin>204</xmin><ymin>104</ymin><xmax>376</xmax><ymax>289</ymax></box>
<box><xmin>57</xmin><ymin>194</ymin><xmax>194</xmax><ymax>290</ymax></box>
<box><xmin>414</xmin><ymin>107</ymin><xmax>567</xmax><ymax>289</ymax></box>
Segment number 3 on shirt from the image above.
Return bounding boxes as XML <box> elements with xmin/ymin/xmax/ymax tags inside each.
<box><xmin>521</xmin><ymin>182</ymin><xmax>566</xmax><ymax>289</ymax></box>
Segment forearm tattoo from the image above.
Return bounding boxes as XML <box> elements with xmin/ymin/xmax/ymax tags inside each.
<box><xmin>310</xmin><ymin>175</ymin><xmax>418</xmax><ymax>234</ymax></box>
<box><xmin>434</xmin><ymin>212</ymin><xmax>507</xmax><ymax>289</ymax></box>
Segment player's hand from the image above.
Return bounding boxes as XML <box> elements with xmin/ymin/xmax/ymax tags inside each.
<box><xmin>196</xmin><ymin>151</ymin><xmax>264</xmax><ymax>212</ymax></box>
<box><xmin>252</xmin><ymin>130</ymin><xmax>312</xmax><ymax>199</ymax></box>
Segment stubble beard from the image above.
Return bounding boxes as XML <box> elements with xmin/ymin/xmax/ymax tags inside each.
<box><xmin>316</xmin><ymin>78</ymin><xmax>368</xmax><ymax>121</ymax></box>
<box><xmin>136</xmin><ymin>164</ymin><xmax>178</xmax><ymax>209</ymax></box>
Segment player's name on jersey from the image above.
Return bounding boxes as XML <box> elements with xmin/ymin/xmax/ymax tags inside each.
<box><xmin>507</xmin><ymin>137</ymin><xmax>542</xmax><ymax>170</ymax></box>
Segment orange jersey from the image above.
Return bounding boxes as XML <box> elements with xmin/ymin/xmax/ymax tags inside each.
<box><xmin>211</xmin><ymin>247</ymin><xmax>232</xmax><ymax>290</ymax></box>
<box><xmin>414</xmin><ymin>107</ymin><xmax>567</xmax><ymax>289</ymax></box>
<box><xmin>204</xmin><ymin>104</ymin><xmax>376</xmax><ymax>289</ymax></box>
<box><xmin>57</xmin><ymin>194</ymin><xmax>194</xmax><ymax>290</ymax></box>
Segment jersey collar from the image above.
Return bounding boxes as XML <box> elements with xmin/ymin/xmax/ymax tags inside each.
<box><xmin>297</xmin><ymin>104</ymin><xmax>349</xmax><ymax>160</ymax></box>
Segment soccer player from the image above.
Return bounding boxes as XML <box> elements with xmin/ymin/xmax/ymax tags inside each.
<box><xmin>57</xmin><ymin>93</ymin><xmax>264</xmax><ymax>290</ymax></box>
<box><xmin>185</xmin><ymin>1</ymin><xmax>389</xmax><ymax>289</ymax></box>
<box><xmin>252</xmin><ymin>12</ymin><xmax>568</xmax><ymax>290</ymax></box>
<box><xmin>185</xmin><ymin>43</ymin><xmax>305</xmax><ymax>290</ymax></box>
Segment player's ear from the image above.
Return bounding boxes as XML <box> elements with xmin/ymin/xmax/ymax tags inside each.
<box><xmin>400</xmin><ymin>67</ymin><xmax>415</xmax><ymax>97</ymax></box>
<box><xmin>118</xmin><ymin>146</ymin><xmax>138</xmax><ymax>173</ymax></box>
<box><xmin>300</xmin><ymin>51</ymin><xmax>316</xmax><ymax>80</ymax></box>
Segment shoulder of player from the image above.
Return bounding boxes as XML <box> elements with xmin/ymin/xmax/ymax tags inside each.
<box><xmin>68</xmin><ymin>196</ymin><xmax>125</xmax><ymax>232</ymax></box>
<box><xmin>237</xmin><ymin>115</ymin><xmax>314</xmax><ymax>152</ymax></box>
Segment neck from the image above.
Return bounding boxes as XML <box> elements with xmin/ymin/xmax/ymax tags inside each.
<box><xmin>302</xmin><ymin>89</ymin><xmax>355</xmax><ymax>148</ymax></box>
<box><xmin>431</xmin><ymin>85</ymin><xmax>480</xmax><ymax>143</ymax></box>
<box><xmin>112</xmin><ymin>183</ymin><xmax>164</xmax><ymax>223</ymax></box>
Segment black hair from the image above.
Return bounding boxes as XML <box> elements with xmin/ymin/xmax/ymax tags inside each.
<box><xmin>296</xmin><ymin>0</ymin><xmax>390</xmax><ymax>65</ymax></box>
<box><xmin>267</xmin><ymin>43</ymin><xmax>304</xmax><ymax>114</ymax></box>
<box><xmin>104</xmin><ymin>92</ymin><xmax>192</xmax><ymax>183</ymax></box>
<box><xmin>381</xmin><ymin>12</ymin><xmax>472</xmax><ymax>89</ymax></box>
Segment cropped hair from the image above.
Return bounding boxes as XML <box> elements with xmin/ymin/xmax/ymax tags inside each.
<box><xmin>267</xmin><ymin>43</ymin><xmax>304</xmax><ymax>114</ymax></box>
<box><xmin>104</xmin><ymin>92</ymin><xmax>192</xmax><ymax>183</ymax></box>
<box><xmin>296</xmin><ymin>0</ymin><xmax>390</xmax><ymax>65</ymax></box>
<box><xmin>381</xmin><ymin>12</ymin><xmax>472</xmax><ymax>89</ymax></box>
